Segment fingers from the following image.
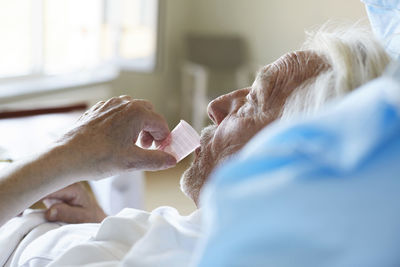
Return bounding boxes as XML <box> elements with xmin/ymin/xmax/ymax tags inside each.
<box><xmin>62</xmin><ymin>95</ymin><xmax>176</xmax><ymax>177</ymax></box>
<box><xmin>125</xmin><ymin>103</ymin><xmax>170</xmax><ymax>142</ymax></box>
<box><xmin>42</xmin><ymin>198</ymin><xmax>63</xmax><ymax>208</ymax></box>
<box><xmin>82</xmin><ymin>96</ymin><xmax>170</xmax><ymax>143</ymax></box>
<box><xmin>127</xmin><ymin>147</ymin><xmax>177</xmax><ymax>171</ymax></box>
<box><xmin>90</xmin><ymin>100</ymin><xmax>106</xmax><ymax>112</ymax></box>
<box><xmin>44</xmin><ymin>182</ymin><xmax>107</xmax><ymax>224</ymax></box>
<box><xmin>45</xmin><ymin>203</ymin><xmax>106</xmax><ymax>224</ymax></box>
<box><xmin>44</xmin><ymin>183</ymin><xmax>87</xmax><ymax>206</ymax></box>
<box><xmin>100</xmin><ymin>97</ymin><xmax>151</xmax><ymax>113</ymax></box>
<box><xmin>139</xmin><ymin>131</ymin><xmax>154</xmax><ymax>148</ymax></box>
<box><xmin>45</xmin><ymin>203</ymin><xmax>85</xmax><ymax>223</ymax></box>
<box><xmin>92</xmin><ymin>97</ymin><xmax>169</xmax><ymax>141</ymax></box>
<box><xmin>138</xmin><ymin>130</ymin><xmax>167</xmax><ymax>148</ymax></box>
<box><xmin>79</xmin><ymin>96</ymin><xmax>134</xmax><ymax>121</ymax></box>
<box><xmin>78</xmin><ymin>101</ymin><xmax>105</xmax><ymax>121</ymax></box>
<box><xmin>101</xmin><ymin>96</ymin><xmax>130</xmax><ymax>110</ymax></box>
<box><xmin>131</xmin><ymin>98</ymin><xmax>153</xmax><ymax>110</ymax></box>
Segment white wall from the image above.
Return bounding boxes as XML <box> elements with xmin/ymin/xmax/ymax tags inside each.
<box><xmin>187</xmin><ymin>0</ymin><xmax>368</xmax><ymax>72</ymax></box>
<box><xmin>112</xmin><ymin>0</ymin><xmax>190</xmax><ymax>126</ymax></box>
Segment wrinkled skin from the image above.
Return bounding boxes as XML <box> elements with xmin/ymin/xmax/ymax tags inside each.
<box><xmin>0</xmin><ymin>95</ymin><xmax>177</xmax><ymax>226</ymax></box>
<box><xmin>61</xmin><ymin>95</ymin><xmax>177</xmax><ymax>177</ymax></box>
<box><xmin>181</xmin><ymin>51</ymin><xmax>329</xmax><ymax>205</ymax></box>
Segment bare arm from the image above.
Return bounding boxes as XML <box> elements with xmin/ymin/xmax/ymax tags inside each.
<box><xmin>0</xmin><ymin>143</ymin><xmax>90</xmax><ymax>225</ymax></box>
<box><xmin>0</xmin><ymin>96</ymin><xmax>176</xmax><ymax>226</ymax></box>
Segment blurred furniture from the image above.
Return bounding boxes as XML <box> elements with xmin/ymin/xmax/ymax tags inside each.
<box><xmin>0</xmin><ymin>104</ymin><xmax>144</xmax><ymax>215</ymax></box>
<box><xmin>89</xmin><ymin>172</ymin><xmax>144</xmax><ymax>215</ymax></box>
<box><xmin>181</xmin><ymin>35</ymin><xmax>249</xmax><ymax>131</ymax></box>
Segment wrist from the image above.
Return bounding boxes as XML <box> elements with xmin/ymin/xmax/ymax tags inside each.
<box><xmin>44</xmin><ymin>141</ymin><xmax>94</xmax><ymax>184</ymax></box>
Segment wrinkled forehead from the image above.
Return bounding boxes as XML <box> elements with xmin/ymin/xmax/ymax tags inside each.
<box><xmin>254</xmin><ymin>50</ymin><xmax>328</xmax><ymax>86</ymax></box>
<box><xmin>252</xmin><ymin>50</ymin><xmax>329</xmax><ymax>105</ymax></box>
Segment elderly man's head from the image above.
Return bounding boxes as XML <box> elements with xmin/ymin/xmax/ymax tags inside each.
<box><xmin>181</xmin><ymin>26</ymin><xmax>391</xmax><ymax>204</ymax></box>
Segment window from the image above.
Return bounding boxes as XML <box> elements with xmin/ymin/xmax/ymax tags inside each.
<box><xmin>0</xmin><ymin>0</ymin><xmax>159</xmax><ymax>80</ymax></box>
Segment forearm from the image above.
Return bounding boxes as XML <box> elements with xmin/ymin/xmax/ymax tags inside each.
<box><xmin>0</xmin><ymin>143</ymin><xmax>87</xmax><ymax>226</ymax></box>
<box><xmin>0</xmin><ymin>96</ymin><xmax>176</xmax><ymax>226</ymax></box>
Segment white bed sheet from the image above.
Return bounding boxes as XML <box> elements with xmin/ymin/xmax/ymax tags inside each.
<box><xmin>0</xmin><ymin>207</ymin><xmax>201</xmax><ymax>267</ymax></box>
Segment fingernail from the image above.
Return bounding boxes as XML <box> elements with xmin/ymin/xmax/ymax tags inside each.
<box><xmin>49</xmin><ymin>208</ymin><xmax>57</xmax><ymax>220</ymax></box>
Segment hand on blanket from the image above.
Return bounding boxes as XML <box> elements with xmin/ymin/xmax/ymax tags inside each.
<box><xmin>57</xmin><ymin>95</ymin><xmax>176</xmax><ymax>181</ymax></box>
<box><xmin>43</xmin><ymin>183</ymin><xmax>107</xmax><ymax>224</ymax></box>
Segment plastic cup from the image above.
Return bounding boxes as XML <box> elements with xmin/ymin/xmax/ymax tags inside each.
<box><xmin>159</xmin><ymin>120</ymin><xmax>200</xmax><ymax>162</ymax></box>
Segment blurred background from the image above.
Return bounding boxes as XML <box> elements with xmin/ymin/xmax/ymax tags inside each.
<box><xmin>0</xmin><ymin>0</ymin><xmax>367</xmax><ymax>215</ymax></box>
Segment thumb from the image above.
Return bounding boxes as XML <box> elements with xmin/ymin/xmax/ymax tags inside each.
<box><xmin>126</xmin><ymin>147</ymin><xmax>177</xmax><ymax>171</ymax></box>
<box><xmin>45</xmin><ymin>203</ymin><xmax>90</xmax><ymax>224</ymax></box>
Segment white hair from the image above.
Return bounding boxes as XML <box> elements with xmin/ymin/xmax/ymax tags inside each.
<box><xmin>281</xmin><ymin>24</ymin><xmax>392</xmax><ymax>119</ymax></box>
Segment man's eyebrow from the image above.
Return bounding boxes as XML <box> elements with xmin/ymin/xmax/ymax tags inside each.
<box><xmin>254</xmin><ymin>66</ymin><xmax>268</xmax><ymax>82</ymax></box>
<box><xmin>247</xmin><ymin>88</ymin><xmax>258</xmax><ymax>104</ymax></box>
<box><xmin>255</xmin><ymin>63</ymin><xmax>274</xmax><ymax>84</ymax></box>
<box><xmin>252</xmin><ymin>65</ymin><xmax>273</xmax><ymax>103</ymax></box>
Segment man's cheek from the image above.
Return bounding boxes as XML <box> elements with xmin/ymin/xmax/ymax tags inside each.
<box><xmin>210</xmin><ymin>136</ymin><xmax>235</xmax><ymax>159</ymax></box>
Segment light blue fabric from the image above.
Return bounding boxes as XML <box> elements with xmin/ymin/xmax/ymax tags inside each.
<box><xmin>193</xmin><ymin>60</ymin><xmax>400</xmax><ymax>267</ymax></box>
<box><xmin>362</xmin><ymin>0</ymin><xmax>400</xmax><ymax>58</ymax></box>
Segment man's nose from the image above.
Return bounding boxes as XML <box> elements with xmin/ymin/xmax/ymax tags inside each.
<box><xmin>207</xmin><ymin>95</ymin><xmax>230</xmax><ymax>125</ymax></box>
<box><xmin>207</xmin><ymin>88</ymin><xmax>249</xmax><ymax>125</ymax></box>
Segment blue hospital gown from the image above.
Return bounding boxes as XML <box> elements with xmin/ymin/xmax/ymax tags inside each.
<box><xmin>194</xmin><ymin>61</ymin><xmax>400</xmax><ymax>267</ymax></box>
